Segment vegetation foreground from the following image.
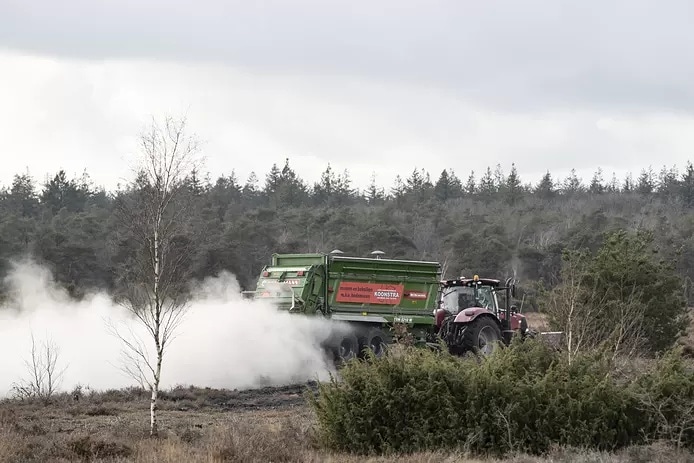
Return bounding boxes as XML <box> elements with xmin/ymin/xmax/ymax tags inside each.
<box><xmin>0</xmin><ymin>403</ymin><xmax>689</xmax><ymax>463</ymax></box>
<box><xmin>2</xmin><ymin>340</ymin><xmax>694</xmax><ymax>462</ymax></box>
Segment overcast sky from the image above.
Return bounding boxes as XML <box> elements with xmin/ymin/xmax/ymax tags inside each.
<box><xmin>1</xmin><ymin>0</ymin><xmax>693</xmax><ymax>192</ymax></box>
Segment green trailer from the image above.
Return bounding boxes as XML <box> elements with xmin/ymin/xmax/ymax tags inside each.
<box><xmin>247</xmin><ymin>252</ymin><xmax>442</xmax><ymax>361</ymax></box>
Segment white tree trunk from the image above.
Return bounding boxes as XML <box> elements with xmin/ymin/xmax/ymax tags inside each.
<box><xmin>150</xmin><ymin>379</ymin><xmax>158</xmax><ymax>436</ymax></box>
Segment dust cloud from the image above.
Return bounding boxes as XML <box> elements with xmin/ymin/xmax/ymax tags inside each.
<box><xmin>0</xmin><ymin>259</ymin><xmax>343</xmax><ymax>398</ymax></box>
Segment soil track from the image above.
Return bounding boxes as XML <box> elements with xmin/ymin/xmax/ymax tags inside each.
<box><xmin>160</xmin><ymin>381</ymin><xmax>321</xmax><ymax>412</ymax></box>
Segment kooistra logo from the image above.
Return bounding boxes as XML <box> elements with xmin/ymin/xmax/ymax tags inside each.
<box><xmin>374</xmin><ymin>289</ymin><xmax>400</xmax><ymax>299</ymax></box>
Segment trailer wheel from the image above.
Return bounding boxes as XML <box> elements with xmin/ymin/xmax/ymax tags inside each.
<box><xmin>462</xmin><ymin>316</ymin><xmax>502</xmax><ymax>355</ymax></box>
<box><xmin>363</xmin><ymin>327</ymin><xmax>389</xmax><ymax>358</ymax></box>
<box><xmin>336</xmin><ymin>333</ymin><xmax>359</xmax><ymax>363</ymax></box>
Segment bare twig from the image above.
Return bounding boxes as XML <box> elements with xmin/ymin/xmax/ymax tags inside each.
<box><xmin>11</xmin><ymin>332</ymin><xmax>68</xmax><ymax>404</ymax></box>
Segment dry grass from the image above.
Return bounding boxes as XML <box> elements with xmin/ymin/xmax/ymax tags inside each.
<box><xmin>1</xmin><ymin>387</ymin><xmax>693</xmax><ymax>463</ymax></box>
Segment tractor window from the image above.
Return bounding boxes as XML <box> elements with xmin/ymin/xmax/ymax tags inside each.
<box><xmin>441</xmin><ymin>286</ymin><xmax>496</xmax><ymax>313</ymax></box>
<box><xmin>476</xmin><ymin>287</ymin><xmax>496</xmax><ymax>310</ymax></box>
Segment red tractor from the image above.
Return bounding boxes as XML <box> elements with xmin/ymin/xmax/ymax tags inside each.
<box><xmin>433</xmin><ymin>275</ymin><xmax>533</xmax><ymax>355</ymax></box>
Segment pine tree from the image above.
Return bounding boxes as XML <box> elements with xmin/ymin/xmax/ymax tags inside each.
<box><xmin>335</xmin><ymin>168</ymin><xmax>356</xmax><ymax>203</ymax></box>
<box><xmin>448</xmin><ymin>169</ymin><xmax>463</xmax><ymax>199</ymax></box>
<box><xmin>243</xmin><ymin>172</ymin><xmax>259</xmax><ymax>197</ymax></box>
<box><xmin>478</xmin><ymin>167</ymin><xmax>496</xmax><ymax>197</ymax></box>
<box><xmin>493</xmin><ymin>164</ymin><xmax>506</xmax><ymax>193</ymax></box>
<box><xmin>314</xmin><ymin>163</ymin><xmax>336</xmax><ymax>204</ymax></box>
<box><xmin>535</xmin><ymin>171</ymin><xmax>555</xmax><ymax>199</ymax></box>
<box><xmin>562</xmin><ymin>169</ymin><xmax>582</xmax><ymax>196</ymax></box>
<box><xmin>434</xmin><ymin>169</ymin><xmax>451</xmax><ymax>201</ymax></box>
<box><xmin>589</xmin><ymin>168</ymin><xmax>605</xmax><ymax>195</ymax></box>
<box><xmin>657</xmin><ymin>165</ymin><xmax>680</xmax><ymax>199</ymax></box>
<box><xmin>505</xmin><ymin>163</ymin><xmax>522</xmax><ymax>205</ymax></box>
<box><xmin>391</xmin><ymin>175</ymin><xmax>406</xmax><ymax>201</ymax></box>
<box><xmin>264</xmin><ymin>163</ymin><xmax>281</xmax><ymax>195</ymax></box>
<box><xmin>465</xmin><ymin>171</ymin><xmax>476</xmax><ymax>195</ymax></box>
<box><xmin>623</xmin><ymin>172</ymin><xmax>634</xmax><ymax>193</ymax></box>
<box><xmin>606</xmin><ymin>172</ymin><xmax>619</xmax><ymax>193</ymax></box>
<box><xmin>366</xmin><ymin>172</ymin><xmax>385</xmax><ymax>205</ymax></box>
<box><xmin>636</xmin><ymin>167</ymin><xmax>655</xmax><ymax>194</ymax></box>
<box><xmin>680</xmin><ymin>162</ymin><xmax>694</xmax><ymax>207</ymax></box>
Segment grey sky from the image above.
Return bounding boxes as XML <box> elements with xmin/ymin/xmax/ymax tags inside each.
<box><xmin>1</xmin><ymin>0</ymin><xmax>693</xmax><ymax>191</ymax></box>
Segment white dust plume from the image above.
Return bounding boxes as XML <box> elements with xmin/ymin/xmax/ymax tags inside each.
<box><xmin>0</xmin><ymin>259</ymin><xmax>344</xmax><ymax>398</ymax></box>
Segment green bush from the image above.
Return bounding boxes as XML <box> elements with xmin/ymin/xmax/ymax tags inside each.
<box><xmin>309</xmin><ymin>339</ymin><xmax>694</xmax><ymax>457</ymax></box>
<box><xmin>629</xmin><ymin>348</ymin><xmax>694</xmax><ymax>448</ymax></box>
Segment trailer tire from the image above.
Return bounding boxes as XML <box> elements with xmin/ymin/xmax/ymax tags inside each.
<box><xmin>363</xmin><ymin>327</ymin><xmax>389</xmax><ymax>358</ymax></box>
<box><xmin>336</xmin><ymin>332</ymin><xmax>359</xmax><ymax>363</ymax></box>
<box><xmin>462</xmin><ymin>316</ymin><xmax>503</xmax><ymax>355</ymax></box>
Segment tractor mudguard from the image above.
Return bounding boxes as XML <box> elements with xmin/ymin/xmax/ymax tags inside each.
<box><xmin>452</xmin><ymin>307</ymin><xmax>491</xmax><ymax>324</ymax></box>
<box><xmin>498</xmin><ymin>311</ymin><xmax>527</xmax><ymax>331</ymax></box>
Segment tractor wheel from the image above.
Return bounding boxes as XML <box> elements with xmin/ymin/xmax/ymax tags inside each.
<box><xmin>362</xmin><ymin>327</ymin><xmax>390</xmax><ymax>358</ymax></box>
<box><xmin>462</xmin><ymin>316</ymin><xmax>503</xmax><ymax>355</ymax></box>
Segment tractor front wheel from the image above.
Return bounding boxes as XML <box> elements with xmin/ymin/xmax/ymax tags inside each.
<box><xmin>462</xmin><ymin>316</ymin><xmax>503</xmax><ymax>355</ymax></box>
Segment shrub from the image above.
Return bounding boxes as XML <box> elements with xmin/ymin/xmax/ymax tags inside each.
<box><xmin>309</xmin><ymin>339</ymin><xmax>694</xmax><ymax>457</ymax></box>
<box><xmin>629</xmin><ymin>347</ymin><xmax>694</xmax><ymax>448</ymax></box>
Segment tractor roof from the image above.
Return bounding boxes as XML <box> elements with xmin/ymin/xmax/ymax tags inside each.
<box><xmin>441</xmin><ymin>275</ymin><xmax>501</xmax><ymax>287</ymax></box>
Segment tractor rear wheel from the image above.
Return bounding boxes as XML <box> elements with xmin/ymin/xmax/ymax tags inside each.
<box><xmin>462</xmin><ymin>316</ymin><xmax>503</xmax><ymax>355</ymax></box>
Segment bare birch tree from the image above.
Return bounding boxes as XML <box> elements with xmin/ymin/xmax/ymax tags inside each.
<box><xmin>108</xmin><ymin>115</ymin><xmax>203</xmax><ymax>437</ymax></box>
<box><xmin>544</xmin><ymin>249</ymin><xmax>648</xmax><ymax>363</ymax></box>
<box><xmin>544</xmin><ymin>251</ymin><xmax>603</xmax><ymax>363</ymax></box>
<box><xmin>11</xmin><ymin>332</ymin><xmax>67</xmax><ymax>404</ymax></box>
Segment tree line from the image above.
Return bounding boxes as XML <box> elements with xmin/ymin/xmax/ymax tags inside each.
<box><xmin>2</xmin><ymin>156</ymin><xmax>694</xmax><ymax>306</ymax></box>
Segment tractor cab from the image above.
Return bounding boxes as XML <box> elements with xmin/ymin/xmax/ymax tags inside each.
<box><xmin>439</xmin><ymin>275</ymin><xmax>501</xmax><ymax>315</ymax></box>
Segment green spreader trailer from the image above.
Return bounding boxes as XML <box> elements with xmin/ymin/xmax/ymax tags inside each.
<box><xmin>246</xmin><ymin>252</ymin><xmax>442</xmax><ymax>361</ymax></box>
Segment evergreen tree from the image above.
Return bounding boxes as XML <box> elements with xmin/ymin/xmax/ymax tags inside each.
<box><xmin>606</xmin><ymin>172</ymin><xmax>619</xmax><ymax>193</ymax></box>
<box><xmin>562</xmin><ymin>169</ymin><xmax>583</xmax><ymax>196</ymax></box>
<box><xmin>186</xmin><ymin>167</ymin><xmax>206</xmax><ymax>196</ymax></box>
<box><xmin>405</xmin><ymin>168</ymin><xmax>424</xmax><ymax>193</ymax></box>
<box><xmin>623</xmin><ymin>172</ymin><xmax>634</xmax><ymax>193</ymax></box>
<box><xmin>314</xmin><ymin>163</ymin><xmax>337</xmax><ymax>204</ymax></box>
<box><xmin>636</xmin><ymin>167</ymin><xmax>655</xmax><ymax>195</ymax></box>
<box><xmin>434</xmin><ymin>169</ymin><xmax>462</xmax><ymax>201</ymax></box>
<box><xmin>535</xmin><ymin>171</ymin><xmax>555</xmax><ymax>199</ymax></box>
<box><xmin>365</xmin><ymin>172</ymin><xmax>385</xmax><ymax>205</ymax></box>
<box><xmin>40</xmin><ymin>170</ymin><xmax>87</xmax><ymax>213</ymax></box>
<box><xmin>243</xmin><ymin>172</ymin><xmax>259</xmax><ymax>198</ymax></box>
<box><xmin>447</xmin><ymin>169</ymin><xmax>463</xmax><ymax>199</ymax></box>
<box><xmin>493</xmin><ymin>164</ymin><xmax>505</xmax><ymax>193</ymax></box>
<box><xmin>680</xmin><ymin>161</ymin><xmax>694</xmax><ymax>207</ymax></box>
<box><xmin>505</xmin><ymin>163</ymin><xmax>522</xmax><ymax>205</ymax></box>
<box><xmin>335</xmin><ymin>168</ymin><xmax>357</xmax><ymax>204</ymax></box>
<box><xmin>264</xmin><ymin>163</ymin><xmax>281</xmax><ymax>196</ymax></box>
<box><xmin>7</xmin><ymin>172</ymin><xmax>39</xmax><ymax>217</ymax></box>
<box><xmin>276</xmin><ymin>158</ymin><xmax>308</xmax><ymax>207</ymax></box>
<box><xmin>434</xmin><ymin>169</ymin><xmax>451</xmax><ymax>201</ymax></box>
<box><xmin>657</xmin><ymin>165</ymin><xmax>679</xmax><ymax>199</ymax></box>
<box><xmin>390</xmin><ymin>175</ymin><xmax>406</xmax><ymax>201</ymax></box>
<box><xmin>589</xmin><ymin>168</ymin><xmax>605</xmax><ymax>195</ymax></box>
<box><xmin>465</xmin><ymin>171</ymin><xmax>476</xmax><ymax>195</ymax></box>
<box><xmin>478</xmin><ymin>167</ymin><xmax>496</xmax><ymax>197</ymax></box>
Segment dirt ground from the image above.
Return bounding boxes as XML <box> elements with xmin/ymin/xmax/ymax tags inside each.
<box><xmin>523</xmin><ymin>311</ymin><xmax>548</xmax><ymax>330</ymax></box>
<box><xmin>1</xmin><ymin>380</ymin><xmax>693</xmax><ymax>463</ymax></box>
